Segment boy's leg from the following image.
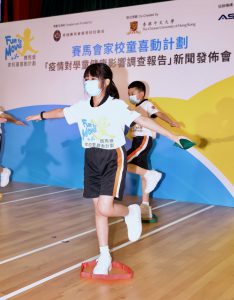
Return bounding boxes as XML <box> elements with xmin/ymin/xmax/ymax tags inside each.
<box><xmin>141</xmin><ymin>177</ymin><xmax>149</xmax><ymax>203</ymax></box>
<box><xmin>128</xmin><ymin>164</ymin><xmax>161</xmax><ymax>219</ymax></box>
<box><xmin>128</xmin><ymin>163</ymin><xmax>162</xmax><ymax>194</ymax></box>
<box><xmin>140</xmin><ymin>177</ymin><xmax>153</xmax><ymax>218</ymax></box>
<box><xmin>144</xmin><ymin>169</ymin><xmax>162</xmax><ymax>193</ymax></box>
<box><xmin>127</xmin><ymin>136</ymin><xmax>162</xmax><ymax>194</ymax></box>
<box><xmin>127</xmin><ymin>163</ymin><xmax>147</xmax><ymax>176</ymax></box>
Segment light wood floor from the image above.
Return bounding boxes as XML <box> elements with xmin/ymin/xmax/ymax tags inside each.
<box><xmin>0</xmin><ymin>182</ymin><xmax>234</xmax><ymax>300</ymax></box>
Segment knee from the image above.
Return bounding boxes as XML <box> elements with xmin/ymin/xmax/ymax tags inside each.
<box><xmin>97</xmin><ymin>203</ymin><xmax>112</xmax><ymax>217</ymax></box>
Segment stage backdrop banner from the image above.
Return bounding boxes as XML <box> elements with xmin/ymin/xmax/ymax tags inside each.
<box><xmin>0</xmin><ymin>0</ymin><xmax>233</xmax><ymax>206</ymax></box>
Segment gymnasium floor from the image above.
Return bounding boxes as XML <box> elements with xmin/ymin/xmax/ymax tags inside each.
<box><xmin>0</xmin><ymin>182</ymin><xmax>234</xmax><ymax>300</ymax></box>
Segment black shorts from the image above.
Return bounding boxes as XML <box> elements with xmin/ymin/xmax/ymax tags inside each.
<box><xmin>127</xmin><ymin>136</ymin><xmax>153</xmax><ymax>170</ymax></box>
<box><xmin>83</xmin><ymin>146</ymin><xmax>127</xmax><ymax>200</ymax></box>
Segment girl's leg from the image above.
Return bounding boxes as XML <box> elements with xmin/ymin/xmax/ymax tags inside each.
<box><xmin>96</xmin><ymin>195</ymin><xmax>142</xmax><ymax>241</ymax></box>
<box><xmin>93</xmin><ymin>195</ymin><xmax>129</xmax><ymax>248</ymax></box>
<box><xmin>95</xmin><ymin>195</ymin><xmax>128</xmax><ymax>218</ymax></box>
<box><xmin>97</xmin><ymin>195</ymin><xmax>141</xmax><ymax>242</ymax></box>
<box><xmin>93</xmin><ymin>195</ymin><xmax>129</xmax><ymax>250</ymax></box>
<box><xmin>92</xmin><ymin>195</ymin><xmax>142</xmax><ymax>274</ymax></box>
<box><xmin>92</xmin><ymin>196</ymin><xmax>112</xmax><ymax>274</ymax></box>
<box><xmin>93</xmin><ymin>195</ymin><xmax>130</xmax><ymax>275</ymax></box>
<box><xmin>93</xmin><ymin>197</ymin><xmax>109</xmax><ymax>247</ymax></box>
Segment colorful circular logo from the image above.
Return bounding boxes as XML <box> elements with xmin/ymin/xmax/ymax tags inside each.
<box><xmin>53</xmin><ymin>30</ymin><xmax>61</xmax><ymax>42</ymax></box>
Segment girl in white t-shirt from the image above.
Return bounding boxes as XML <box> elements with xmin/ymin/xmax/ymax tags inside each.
<box><xmin>0</xmin><ymin>107</ymin><xmax>24</xmax><ymax>187</ymax></box>
<box><xmin>26</xmin><ymin>63</ymin><xmax>194</xmax><ymax>275</ymax></box>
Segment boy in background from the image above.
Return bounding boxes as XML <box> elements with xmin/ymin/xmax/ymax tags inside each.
<box><xmin>127</xmin><ymin>81</ymin><xmax>181</xmax><ymax>219</ymax></box>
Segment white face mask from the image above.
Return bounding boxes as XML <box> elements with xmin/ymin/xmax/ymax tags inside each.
<box><xmin>84</xmin><ymin>80</ymin><xmax>102</xmax><ymax>97</ymax></box>
<box><xmin>129</xmin><ymin>95</ymin><xmax>141</xmax><ymax>105</ymax></box>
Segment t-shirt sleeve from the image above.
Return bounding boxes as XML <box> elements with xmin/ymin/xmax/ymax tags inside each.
<box><xmin>63</xmin><ymin>103</ymin><xmax>81</xmax><ymax>125</ymax></box>
<box><xmin>147</xmin><ymin>101</ymin><xmax>159</xmax><ymax>117</ymax></box>
<box><xmin>118</xmin><ymin>100</ymin><xmax>140</xmax><ymax>127</ymax></box>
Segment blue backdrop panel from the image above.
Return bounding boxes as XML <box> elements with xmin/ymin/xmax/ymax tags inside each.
<box><xmin>1</xmin><ymin>105</ymin><xmax>233</xmax><ymax>207</ymax></box>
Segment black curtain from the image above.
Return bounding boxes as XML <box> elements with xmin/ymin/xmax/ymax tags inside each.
<box><xmin>41</xmin><ymin>0</ymin><xmax>173</xmax><ymax>17</ymax></box>
<box><xmin>1</xmin><ymin>0</ymin><xmax>173</xmax><ymax>22</ymax></box>
<box><xmin>2</xmin><ymin>0</ymin><xmax>42</xmax><ymax>22</ymax></box>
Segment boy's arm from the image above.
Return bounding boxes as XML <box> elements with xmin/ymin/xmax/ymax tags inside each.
<box><xmin>156</xmin><ymin>111</ymin><xmax>180</xmax><ymax>128</ymax></box>
<box><xmin>1</xmin><ymin>113</ymin><xmax>24</xmax><ymax>125</ymax></box>
<box><xmin>26</xmin><ymin>108</ymin><xmax>64</xmax><ymax>121</ymax></box>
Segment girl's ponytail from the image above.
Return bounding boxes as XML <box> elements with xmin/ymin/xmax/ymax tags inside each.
<box><xmin>106</xmin><ymin>80</ymin><xmax>119</xmax><ymax>99</ymax></box>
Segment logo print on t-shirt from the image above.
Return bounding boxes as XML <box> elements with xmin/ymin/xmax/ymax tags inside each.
<box><xmin>81</xmin><ymin>119</ymin><xmax>97</xmax><ymax>140</ymax></box>
<box><xmin>92</xmin><ymin>118</ymin><xmax>115</xmax><ymax>139</ymax></box>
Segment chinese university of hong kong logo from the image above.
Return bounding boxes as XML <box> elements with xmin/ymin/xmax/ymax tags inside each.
<box><xmin>127</xmin><ymin>21</ymin><xmax>141</xmax><ymax>34</ymax></box>
<box><xmin>5</xmin><ymin>28</ymin><xmax>38</xmax><ymax>61</ymax></box>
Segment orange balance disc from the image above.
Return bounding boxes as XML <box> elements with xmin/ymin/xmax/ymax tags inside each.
<box><xmin>80</xmin><ymin>260</ymin><xmax>134</xmax><ymax>280</ymax></box>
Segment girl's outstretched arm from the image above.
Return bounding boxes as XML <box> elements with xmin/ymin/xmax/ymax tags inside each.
<box><xmin>135</xmin><ymin>115</ymin><xmax>193</xmax><ymax>147</ymax></box>
<box><xmin>156</xmin><ymin>111</ymin><xmax>181</xmax><ymax>128</ymax></box>
<box><xmin>1</xmin><ymin>112</ymin><xmax>24</xmax><ymax>125</ymax></box>
<box><xmin>26</xmin><ymin>108</ymin><xmax>64</xmax><ymax>121</ymax></box>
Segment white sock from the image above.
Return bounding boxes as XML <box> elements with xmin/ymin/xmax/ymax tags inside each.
<box><xmin>142</xmin><ymin>202</ymin><xmax>149</xmax><ymax>206</ymax></box>
<box><xmin>100</xmin><ymin>245</ymin><xmax>110</xmax><ymax>256</ymax></box>
<box><xmin>126</xmin><ymin>207</ymin><xmax>130</xmax><ymax>216</ymax></box>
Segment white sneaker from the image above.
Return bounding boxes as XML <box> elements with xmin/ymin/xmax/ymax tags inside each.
<box><xmin>93</xmin><ymin>253</ymin><xmax>112</xmax><ymax>275</ymax></box>
<box><xmin>0</xmin><ymin>168</ymin><xmax>11</xmax><ymax>187</ymax></box>
<box><xmin>140</xmin><ymin>204</ymin><xmax>153</xmax><ymax>219</ymax></box>
<box><xmin>125</xmin><ymin>204</ymin><xmax>142</xmax><ymax>242</ymax></box>
<box><xmin>144</xmin><ymin>170</ymin><xmax>162</xmax><ymax>194</ymax></box>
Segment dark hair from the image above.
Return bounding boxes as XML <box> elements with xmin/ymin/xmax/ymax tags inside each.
<box><xmin>84</xmin><ymin>63</ymin><xmax>119</xmax><ymax>99</ymax></box>
<box><xmin>128</xmin><ymin>81</ymin><xmax>146</xmax><ymax>95</ymax></box>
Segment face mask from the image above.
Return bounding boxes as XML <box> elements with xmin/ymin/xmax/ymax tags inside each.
<box><xmin>84</xmin><ymin>80</ymin><xmax>102</xmax><ymax>97</ymax></box>
<box><xmin>129</xmin><ymin>95</ymin><xmax>141</xmax><ymax>105</ymax></box>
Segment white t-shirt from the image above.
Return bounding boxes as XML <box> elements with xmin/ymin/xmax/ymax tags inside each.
<box><xmin>130</xmin><ymin>100</ymin><xmax>159</xmax><ymax>139</ymax></box>
<box><xmin>64</xmin><ymin>96</ymin><xmax>140</xmax><ymax>149</ymax></box>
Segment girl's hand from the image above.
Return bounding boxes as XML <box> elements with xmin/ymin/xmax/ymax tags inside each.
<box><xmin>15</xmin><ymin>120</ymin><xmax>26</xmax><ymax>126</ymax></box>
<box><xmin>26</xmin><ymin>114</ymin><xmax>41</xmax><ymax>121</ymax></box>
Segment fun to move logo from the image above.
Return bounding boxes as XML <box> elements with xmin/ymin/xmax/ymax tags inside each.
<box><xmin>5</xmin><ymin>28</ymin><xmax>38</xmax><ymax>60</ymax></box>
